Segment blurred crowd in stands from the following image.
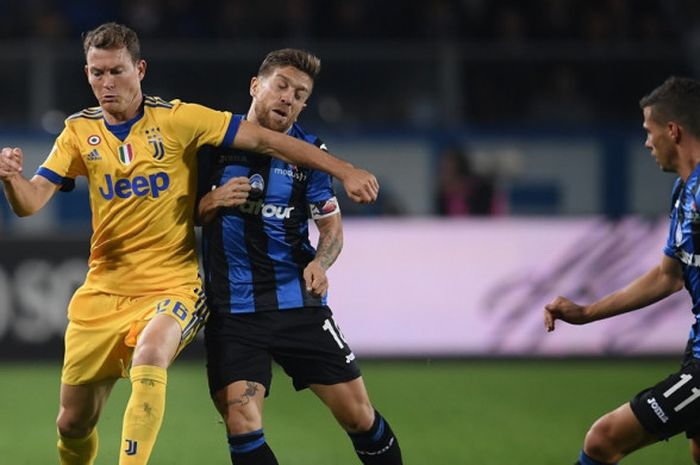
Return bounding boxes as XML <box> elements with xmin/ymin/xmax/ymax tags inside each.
<box><xmin>3</xmin><ymin>1</ymin><xmax>700</xmax><ymax>128</ymax></box>
<box><xmin>0</xmin><ymin>0</ymin><xmax>696</xmax><ymax>42</ymax></box>
<box><xmin>2</xmin><ymin>0</ymin><xmax>700</xmax><ymax>218</ymax></box>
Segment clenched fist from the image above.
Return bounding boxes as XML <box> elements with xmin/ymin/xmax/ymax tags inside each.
<box><xmin>0</xmin><ymin>147</ymin><xmax>24</xmax><ymax>181</ymax></box>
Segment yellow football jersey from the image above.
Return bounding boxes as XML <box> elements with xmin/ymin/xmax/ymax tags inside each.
<box><xmin>39</xmin><ymin>96</ymin><xmax>238</xmax><ymax>295</ymax></box>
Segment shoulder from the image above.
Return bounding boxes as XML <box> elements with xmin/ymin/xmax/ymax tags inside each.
<box><xmin>62</xmin><ymin>107</ymin><xmax>103</xmax><ymax>141</ymax></box>
<box><xmin>144</xmin><ymin>95</ymin><xmax>176</xmax><ymax>109</ymax></box>
<box><xmin>143</xmin><ymin>96</ymin><xmax>211</xmax><ymax>117</ymax></box>
<box><xmin>151</xmin><ymin>97</ymin><xmax>228</xmax><ymax>123</ymax></box>
<box><xmin>145</xmin><ymin>97</ymin><xmax>231</xmax><ymax>135</ymax></box>
<box><xmin>66</xmin><ymin>106</ymin><xmax>103</xmax><ymax>122</ymax></box>
<box><xmin>672</xmin><ymin>177</ymin><xmax>683</xmax><ymax>195</ymax></box>
<box><xmin>289</xmin><ymin>122</ymin><xmax>325</xmax><ymax>149</ymax></box>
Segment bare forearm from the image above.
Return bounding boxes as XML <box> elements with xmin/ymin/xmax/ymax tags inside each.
<box><xmin>235</xmin><ymin>121</ymin><xmax>355</xmax><ymax>181</ymax></box>
<box><xmin>313</xmin><ymin>214</ymin><xmax>344</xmax><ymax>270</ymax></box>
<box><xmin>315</xmin><ymin>230</ymin><xmax>343</xmax><ymax>270</ymax></box>
<box><xmin>198</xmin><ymin>191</ymin><xmax>220</xmax><ymax>225</ymax></box>
<box><xmin>2</xmin><ymin>175</ymin><xmax>52</xmax><ymax>216</ymax></box>
<box><xmin>268</xmin><ymin>138</ymin><xmax>353</xmax><ymax>180</ymax></box>
<box><xmin>584</xmin><ymin>264</ymin><xmax>683</xmax><ymax>322</ymax></box>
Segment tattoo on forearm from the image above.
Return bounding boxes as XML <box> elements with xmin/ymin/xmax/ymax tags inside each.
<box><xmin>316</xmin><ymin>233</ymin><xmax>342</xmax><ymax>269</ymax></box>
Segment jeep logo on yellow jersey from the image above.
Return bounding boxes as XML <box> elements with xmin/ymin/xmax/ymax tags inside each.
<box><xmin>98</xmin><ymin>173</ymin><xmax>170</xmax><ymax>200</ymax></box>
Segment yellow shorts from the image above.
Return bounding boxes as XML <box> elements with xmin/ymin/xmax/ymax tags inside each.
<box><xmin>61</xmin><ymin>285</ymin><xmax>208</xmax><ymax>385</ymax></box>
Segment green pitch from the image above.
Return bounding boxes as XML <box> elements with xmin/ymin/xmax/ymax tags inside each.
<box><xmin>0</xmin><ymin>359</ymin><xmax>690</xmax><ymax>464</ymax></box>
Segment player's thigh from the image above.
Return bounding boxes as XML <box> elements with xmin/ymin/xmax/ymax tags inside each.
<box><xmin>588</xmin><ymin>403</ymin><xmax>657</xmax><ymax>454</ymax></box>
<box><xmin>62</xmin><ymin>288</ymin><xmax>133</xmax><ymax>385</ymax></box>
<box><xmin>131</xmin><ymin>314</ymin><xmax>183</xmax><ymax>367</ymax></box>
<box><xmin>629</xmin><ymin>360</ymin><xmax>700</xmax><ymax>441</ymax></box>
<box><xmin>204</xmin><ymin>312</ymin><xmax>274</xmax><ymax>397</ymax></box>
<box><xmin>126</xmin><ymin>287</ymin><xmax>208</xmax><ymax>361</ymax></box>
<box><xmin>58</xmin><ymin>378</ymin><xmax>118</xmax><ymax>435</ymax></box>
<box><xmin>63</xmin><ymin>286</ymin><xmax>207</xmax><ymax>383</ymax></box>
<box><xmin>272</xmin><ymin>307</ymin><xmax>361</xmax><ymax>391</ymax></box>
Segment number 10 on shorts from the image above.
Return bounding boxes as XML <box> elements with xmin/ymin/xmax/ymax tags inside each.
<box><xmin>156</xmin><ymin>299</ymin><xmax>189</xmax><ymax>321</ymax></box>
<box><xmin>322</xmin><ymin>317</ymin><xmax>356</xmax><ymax>364</ymax></box>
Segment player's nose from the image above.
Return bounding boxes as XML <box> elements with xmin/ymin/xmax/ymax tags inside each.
<box><xmin>103</xmin><ymin>75</ymin><xmax>116</xmax><ymax>89</ymax></box>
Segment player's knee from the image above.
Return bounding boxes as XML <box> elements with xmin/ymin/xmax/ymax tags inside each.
<box><xmin>131</xmin><ymin>341</ymin><xmax>172</xmax><ymax>367</ymax></box>
<box><xmin>56</xmin><ymin>409</ymin><xmax>95</xmax><ymax>438</ymax></box>
<box><xmin>336</xmin><ymin>401</ymin><xmax>375</xmax><ymax>433</ymax></box>
<box><xmin>583</xmin><ymin>416</ymin><xmax>623</xmax><ymax>463</ymax></box>
<box><xmin>223</xmin><ymin>408</ymin><xmax>262</xmax><ymax>435</ymax></box>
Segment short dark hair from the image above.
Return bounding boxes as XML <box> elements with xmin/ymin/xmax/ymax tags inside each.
<box><xmin>82</xmin><ymin>22</ymin><xmax>141</xmax><ymax>62</ymax></box>
<box><xmin>640</xmin><ymin>76</ymin><xmax>700</xmax><ymax>137</ymax></box>
<box><xmin>257</xmin><ymin>48</ymin><xmax>321</xmax><ymax>81</ymax></box>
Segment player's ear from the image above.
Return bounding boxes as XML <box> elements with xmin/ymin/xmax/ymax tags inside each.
<box><xmin>250</xmin><ymin>76</ymin><xmax>259</xmax><ymax>98</ymax></box>
<box><xmin>136</xmin><ymin>59</ymin><xmax>147</xmax><ymax>81</ymax></box>
<box><xmin>669</xmin><ymin>122</ymin><xmax>681</xmax><ymax>143</ymax></box>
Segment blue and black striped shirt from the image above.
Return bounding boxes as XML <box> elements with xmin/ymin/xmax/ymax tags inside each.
<box><xmin>198</xmin><ymin>116</ymin><xmax>337</xmax><ymax>313</ymax></box>
<box><xmin>664</xmin><ymin>164</ymin><xmax>700</xmax><ymax>357</ymax></box>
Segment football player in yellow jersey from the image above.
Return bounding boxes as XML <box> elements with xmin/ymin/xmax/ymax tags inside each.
<box><xmin>0</xmin><ymin>22</ymin><xmax>378</xmax><ymax>465</ymax></box>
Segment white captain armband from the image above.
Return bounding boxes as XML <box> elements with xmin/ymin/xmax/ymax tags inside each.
<box><xmin>310</xmin><ymin>196</ymin><xmax>341</xmax><ymax>220</ymax></box>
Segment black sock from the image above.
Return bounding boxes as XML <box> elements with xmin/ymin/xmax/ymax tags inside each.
<box><xmin>348</xmin><ymin>410</ymin><xmax>402</xmax><ymax>465</ymax></box>
<box><xmin>227</xmin><ymin>429</ymin><xmax>279</xmax><ymax>465</ymax></box>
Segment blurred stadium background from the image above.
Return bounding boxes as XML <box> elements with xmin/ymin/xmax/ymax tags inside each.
<box><xmin>2</xmin><ymin>1</ymin><xmax>700</xmax><ymax>463</ymax></box>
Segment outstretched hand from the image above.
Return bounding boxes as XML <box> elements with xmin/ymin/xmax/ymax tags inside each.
<box><xmin>341</xmin><ymin>167</ymin><xmax>379</xmax><ymax>203</ymax></box>
<box><xmin>0</xmin><ymin>147</ymin><xmax>24</xmax><ymax>181</ymax></box>
<box><xmin>544</xmin><ymin>296</ymin><xmax>588</xmax><ymax>332</ymax></box>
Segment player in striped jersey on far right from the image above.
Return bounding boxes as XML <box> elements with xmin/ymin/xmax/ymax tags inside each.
<box><xmin>197</xmin><ymin>49</ymin><xmax>402</xmax><ymax>465</ymax></box>
<box><xmin>545</xmin><ymin>76</ymin><xmax>700</xmax><ymax>465</ymax></box>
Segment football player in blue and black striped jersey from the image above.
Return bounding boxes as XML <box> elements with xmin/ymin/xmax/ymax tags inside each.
<box><xmin>545</xmin><ymin>76</ymin><xmax>700</xmax><ymax>465</ymax></box>
<box><xmin>197</xmin><ymin>49</ymin><xmax>402</xmax><ymax>465</ymax></box>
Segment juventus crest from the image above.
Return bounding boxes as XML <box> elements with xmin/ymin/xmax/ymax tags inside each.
<box><xmin>145</xmin><ymin>127</ymin><xmax>166</xmax><ymax>160</ymax></box>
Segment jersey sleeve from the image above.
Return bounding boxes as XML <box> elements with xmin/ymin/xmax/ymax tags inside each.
<box><xmin>37</xmin><ymin>125</ymin><xmax>87</xmax><ymax>191</ymax></box>
<box><xmin>306</xmin><ymin>137</ymin><xmax>340</xmax><ymax>219</ymax></box>
<box><xmin>663</xmin><ymin>178</ymin><xmax>684</xmax><ymax>258</ymax></box>
<box><xmin>169</xmin><ymin>101</ymin><xmax>241</xmax><ymax>149</ymax></box>
<box><xmin>663</xmin><ymin>225</ymin><xmax>677</xmax><ymax>258</ymax></box>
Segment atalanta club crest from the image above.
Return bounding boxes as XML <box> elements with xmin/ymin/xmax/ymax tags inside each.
<box><xmin>249</xmin><ymin>173</ymin><xmax>264</xmax><ymax>199</ymax></box>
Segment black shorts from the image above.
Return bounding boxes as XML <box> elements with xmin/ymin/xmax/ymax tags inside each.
<box><xmin>630</xmin><ymin>343</ymin><xmax>700</xmax><ymax>440</ymax></box>
<box><xmin>204</xmin><ymin>306</ymin><xmax>361</xmax><ymax>397</ymax></box>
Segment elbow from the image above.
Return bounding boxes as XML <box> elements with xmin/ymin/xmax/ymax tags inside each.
<box><xmin>11</xmin><ymin>205</ymin><xmax>35</xmax><ymax>217</ymax></box>
<box><xmin>673</xmin><ymin>279</ymin><xmax>685</xmax><ymax>293</ymax></box>
<box><xmin>8</xmin><ymin>197</ymin><xmax>43</xmax><ymax>217</ymax></box>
